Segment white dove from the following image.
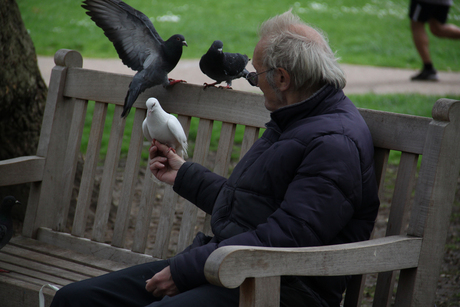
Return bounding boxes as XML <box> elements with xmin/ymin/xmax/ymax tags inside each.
<box><xmin>142</xmin><ymin>97</ymin><xmax>188</xmax><ymax>158</ymax></box>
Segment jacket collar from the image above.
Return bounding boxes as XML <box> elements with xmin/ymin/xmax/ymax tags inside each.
<box><xmin>268</xmin><ymin>84</ymin><xmax>343</xmax><ymax>132</ymax></box>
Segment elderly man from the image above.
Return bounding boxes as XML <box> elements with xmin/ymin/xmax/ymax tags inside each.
<box><xmin>51</xmin><ymin>10</ymin><xmax>379</xmax><ymax>307</ymax></box>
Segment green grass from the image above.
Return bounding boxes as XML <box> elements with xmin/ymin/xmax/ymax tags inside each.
<box><xmin>15</xmin><ymin>0</ymin><xmax>460</xmax><ymax>161</ymax></box>
<box><xmin>18</xmin><ymin>0</ymin><xmax>460</xmax><ymax>71</ymax></box>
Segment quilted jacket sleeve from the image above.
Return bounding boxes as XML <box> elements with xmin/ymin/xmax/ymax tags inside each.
<box><xmin>173</xmin><ymin>162</ymin><xmax>227</xmax><ymax>215</ymax></box>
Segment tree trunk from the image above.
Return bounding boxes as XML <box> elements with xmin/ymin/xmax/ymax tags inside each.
<box><xmin>0</xmin><ymin>0</ymin><xmax>47</xmax><ymax>214</ymax></box>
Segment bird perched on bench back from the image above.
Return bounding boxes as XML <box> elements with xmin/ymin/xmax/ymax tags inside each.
<box><xmin>199</xmin><ymin>40</ymin><xmax>250</xmax><ymax>89</ymax></box>
<box><xmin>142</xmin><ymin>98</ymin><xmax>188</xmax><ymax>158</ymax></box>
<box><xmin>0</xmin><ymin>196</ymin><xmax>20</xmax><ymax>250</ymax></box>
<box><xmin>82</xmin><ymin>0</ymin><xmax>187</xmax><ymax>118</ymax></box>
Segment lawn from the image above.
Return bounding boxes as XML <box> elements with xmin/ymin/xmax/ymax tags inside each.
<box><xmin>15</xmin><ymin>0</ymin><xmax>460</xmax><ymax>160</ymax></box>
<box><xmin>18</xmin><ymin>0</ymin><xmax>460</xmax><ymax>71</ymax></box>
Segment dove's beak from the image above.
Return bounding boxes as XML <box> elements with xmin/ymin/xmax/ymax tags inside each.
<box><xmin>183</xmin><ymin>41</ymin><xmax>188</xmax><ymax>47</ymax></box>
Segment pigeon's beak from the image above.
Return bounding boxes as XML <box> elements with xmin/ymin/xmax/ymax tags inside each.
<box><xmin>183</xmin><ymin>41</ymin><xmax>188</xmax><ymax>47</ymax></box>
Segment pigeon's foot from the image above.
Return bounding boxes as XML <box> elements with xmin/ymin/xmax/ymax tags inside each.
<box><xmin>0</xmin><ymin>269</ymin><xmax>10</xmax><ymax>273</ymax></box>
<box><xmin>218</xmin><ymin>85</ymin><xmax>233</xmax><ymax>90</ymax></box>
<box><xmin>166</xmin><ymin>79</ymin><xmax>187</xmax><ymax>87</ymax></box>
<box><xmin>203</xmin><ymin>82</ymin><xmax>220</xmax><ymax>89</ymax></box>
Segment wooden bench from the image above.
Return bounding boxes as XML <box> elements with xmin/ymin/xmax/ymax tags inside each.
<box><xmin>0</xmin><ymin>49</ymin><xmax>459</xmax><ymax>307</ymax></box>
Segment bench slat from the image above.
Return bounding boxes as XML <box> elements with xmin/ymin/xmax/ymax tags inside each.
<box><xmin>92</xmin><ymin>105</ymin><xmax>127</xmax><ymax>242</ymax></box>
<box><xmin>112</xmin><ymin>108</ymin><xmax>146</xmax><ymax>248</ymax></box>
<box><xmin>37</xmin><ymin>228</ymin><xmax>155</xmax><ymax>265</ymax></box>
<box><xmin>176</xmin><ymin>118</ymin><xmax>214</xmax><ymax>252</ymax></box>
<box><xmin>55</xmin><ymin>98</ymin><xmax>88</xmax><ymax>232</ymax></box>
<box><xmin>373</xmin><ymin>152</ymin><xmax>419</xmax><ymax>307</ymax></box>
<box><xmin>1</xmin><ymin>244</ymin><xmax>107</xmax><ymax>277</ymax></box>
<box><xmin>360</xmin><ymin>109</ymin><xmax>430</xmax><ymax>154</ymax></box>
<box><xmin>63</xmin><ymin>68</ymin><xmax>269</xmax><ymax>127</ymax></box>
<box><xmin>72</xmin><ymin>102</ymin><xmax>108</xmax><ymax>237</ymax></box>
<box><xmin>0</xmin><ymin>156</ymin><xmax>45</xmax><ymax>186</ymax></box>
<box><xmin>240</xmin><ymin>126</ymin><xmax>259</xmax><ymax>161</ymax></box>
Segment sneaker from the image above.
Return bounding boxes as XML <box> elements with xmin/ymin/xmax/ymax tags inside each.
<box><xmin>411</xmin><ymin>69</ymin><xmax>439</xmax><ymax>81</ymax></box>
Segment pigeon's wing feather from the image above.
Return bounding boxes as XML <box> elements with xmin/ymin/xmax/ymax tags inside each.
<box><xmin>82</xmin><ymin>0</ymin><xmax>163</xmax><ymax>71</ymax></box>
<box><xmin>223</xmin><ymin>53</ymin><xmax>249</xmax><ymax>76</ymax></box>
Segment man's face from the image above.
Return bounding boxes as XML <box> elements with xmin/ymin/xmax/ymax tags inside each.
<box><xmin>253</xmin><ymin>40</ymin><xmax>284</xmax><ymax>112</ymax></box>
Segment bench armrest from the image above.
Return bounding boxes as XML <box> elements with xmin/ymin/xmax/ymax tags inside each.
<box><xmin>0</xmin><ymin>156</ymin><xmax>45</xmax><ymax>186</ymax></box>
<box><xmin>204</xmin><ymin>235</ymin><xmax>422</xmax><ymax>288</ymax></box>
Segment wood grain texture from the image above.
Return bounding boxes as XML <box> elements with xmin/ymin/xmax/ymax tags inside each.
<box><xmin>205</xmin><ymin>236</ymin><xmax>422</xmax><ymax>289</ymax></box>
<box><xmin>0</xmin><ymin>156</ymin><xmax>45</xmax><ymax>186</ymax></box>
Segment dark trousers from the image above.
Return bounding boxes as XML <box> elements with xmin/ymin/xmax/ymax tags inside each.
<box><xmin>50</xmin><ymin>259</ymin><xmax>328</xmax><ymax>307</ymax></box>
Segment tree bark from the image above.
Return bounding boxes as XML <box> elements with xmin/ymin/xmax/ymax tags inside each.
<box><xmin>0</xmin><ymin>0</ymin><xmax>47</xmax><ymax>211</ymax></box>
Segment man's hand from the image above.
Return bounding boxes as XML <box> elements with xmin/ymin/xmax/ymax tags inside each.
<box><xmin>145</xmin><ymin>266</ymin><xmax>179</xmax><ymax>297</ymax></box>
<box><xmin>149</xmin><ymin>139</ymin><xmax>185</xmax><ymax>185</ymax></box>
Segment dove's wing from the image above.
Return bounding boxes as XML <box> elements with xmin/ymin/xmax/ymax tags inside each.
<box><xmin>142</xmin><ymin>116</ymin><xmax>153</xmax><ymax>142</ymax></box>
<box><xmin>82</xmin><ymin>0</ymin><xmax>163</xmax><ymax>72</ymax></box>
<box><xmin>166</xmin><ymin>116</ymin><xmax>187</xmax><ymax>153</ymax></box>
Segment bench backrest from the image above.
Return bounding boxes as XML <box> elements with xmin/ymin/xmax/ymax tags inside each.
<box><xmin>21</xmin><ymin>50</ymin><xmax>460</xmax><ymax>306</ymax></box>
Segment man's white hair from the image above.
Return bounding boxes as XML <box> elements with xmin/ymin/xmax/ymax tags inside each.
<box><xmin>259</xmin><ymin>10</ymin><xmax>346</xmax><ymax>92</ymax></box>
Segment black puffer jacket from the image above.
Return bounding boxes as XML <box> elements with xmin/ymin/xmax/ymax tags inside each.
<box><xmin>170</xmin><ymin>84</ymin><xmax>380</xmax><ymax>306</ymax></box>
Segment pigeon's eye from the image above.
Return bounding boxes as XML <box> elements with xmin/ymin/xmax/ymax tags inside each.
<box><xmin>176</xmin><ymin>37</ymin><xmax>181</xmax><ymax>41</ymax></box>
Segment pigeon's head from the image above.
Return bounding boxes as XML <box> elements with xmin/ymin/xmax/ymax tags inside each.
<box><xmin>167</xmin><ymin>34</ymin><xmax>188</xmax><ymax>48</ymax></box>
<box><xmin>146</xmin><ymin>98</ymin><xmax>160</xmax><ymax>115</ymax></box>
<box><xmin>211</xmin><ymin>40</ymin><xmax>224</xmax><ymax>53</ymax></box>
<box><xmin>0</xmin><ymin>196</ymin><xmax>20</xmax><ymax>215</ymax></box>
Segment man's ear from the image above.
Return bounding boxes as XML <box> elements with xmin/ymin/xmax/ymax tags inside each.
<box><xmin>276</xmin><ymin>68</ymin><xmax>291</xmax><ymax>91</ymax></box>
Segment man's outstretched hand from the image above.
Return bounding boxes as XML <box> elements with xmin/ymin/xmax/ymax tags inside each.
<box><xmin>149</xmin><ymin>139</ymin><xmax>186</xmax><ymax>185</ymax></box>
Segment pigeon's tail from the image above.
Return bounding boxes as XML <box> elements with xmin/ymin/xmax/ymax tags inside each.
<box><xmin>121</xmin><ymin>80</ymin><xmax>148</xmax><ymax>118</ymax></box>
<box><xmin>242</xmin><ymin>68</ymin><xmax>250</xmax><ymax>79</ymax></box>
<box><xmin>121</xmin><ymin>91</ymin><xmax>137</xmax><ymax>118</ymax></box>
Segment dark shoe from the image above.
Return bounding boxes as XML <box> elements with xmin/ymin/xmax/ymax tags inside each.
<box><xmin>411</xmin><ymin>69</ymin><xmax>439</xmax><ymax>81</ymax></box>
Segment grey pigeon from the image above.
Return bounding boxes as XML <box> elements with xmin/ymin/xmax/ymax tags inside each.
<box><xmin>82</xmin><ymin>0</ymin><xmax>188</xmax><ymax>118</ymax></box>
<box><xmin>142</xmin><ymin>97</ymin><xmax>188</xmax><ymax>158</ymax></box>
<box><xmin>199</xmin><ymin>40</ymin><xmax>250</xmax><ymax>89</ymax></box>
<box><xmin>0</xmin><ymin>196</ymin><xmax>19</xmax><ymax>250</ymax></box>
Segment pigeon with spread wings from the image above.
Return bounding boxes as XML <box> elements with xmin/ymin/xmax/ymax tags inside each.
<box><xmin>82</xmin><ymin>0</ymin><xmax>187</xmax><ymax>118</ymax></box>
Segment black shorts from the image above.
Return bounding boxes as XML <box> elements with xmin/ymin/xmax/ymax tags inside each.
<box><xmin>409</xmin><ymin>0</ymin><xmax>450</xmax><ymax>24</ymax></box>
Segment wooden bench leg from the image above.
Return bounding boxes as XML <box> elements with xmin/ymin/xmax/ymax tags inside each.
<box><xmin>239</xmin><ymin>276</ymin><xmax>280</xmax><ymax>307</ymax></box>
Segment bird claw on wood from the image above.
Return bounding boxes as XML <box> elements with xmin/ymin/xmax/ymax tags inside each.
<box><xmin>202</xmin><ymin>82</ymin><xmax>232</xmax><ymax>90</ymax></box>
<box><xmin>166</xmin><ymin>79</ymin><xmax>187</xmax><ymax>87</ymax></box>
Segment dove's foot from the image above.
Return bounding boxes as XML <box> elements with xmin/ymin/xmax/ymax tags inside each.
<box><xmin>166</xmin><ymin>79</ymin><xmax>187</xmax><ymax>87</ymax></box>
<box><xmin>167</xmin><ymin>147</ymin><xmax>177</xmax><ymax>155</ymax></box>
